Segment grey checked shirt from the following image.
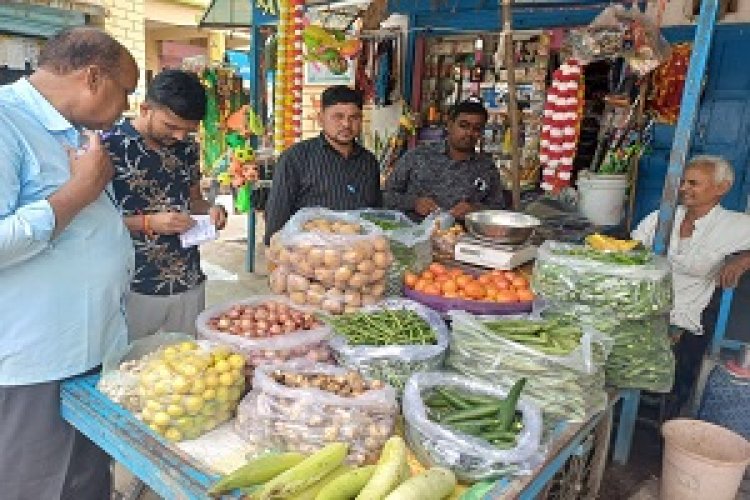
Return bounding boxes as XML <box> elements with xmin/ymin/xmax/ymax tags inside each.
<box><xmin>264</xmin><ymin>134</ymin><xmax>382</xmax><ymax>245</ymax></box>
<box><xmin>383</xmin><ymin>141</ymin><xmax>506</xmax><ymax>221</ymax></box>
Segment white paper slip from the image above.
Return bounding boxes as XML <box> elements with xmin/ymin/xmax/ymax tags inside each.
<box><xmin>180</xmin><ymin>215</ymin><xmax>217</xmax><ymax>248</ymax></box>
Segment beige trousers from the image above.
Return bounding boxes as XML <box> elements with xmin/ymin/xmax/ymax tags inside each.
<box><xmin>126</xmin><ymin>281</ymin><xmax>206</xmax><ymax>342</ymax></box>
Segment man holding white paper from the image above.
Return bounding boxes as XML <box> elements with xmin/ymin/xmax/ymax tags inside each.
<box><xmin>106</xmin><ymin>70</ymin><xmax>227</xmax><ymax>340</ymax></box>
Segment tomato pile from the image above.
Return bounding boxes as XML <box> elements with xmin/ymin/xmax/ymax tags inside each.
<box><xmin>404</xmin><ymin>263</ymin><xmax>535</xmax><ymax>303</ymax></box>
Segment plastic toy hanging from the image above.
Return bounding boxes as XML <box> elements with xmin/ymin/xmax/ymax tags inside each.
<box><xmin>302</xmin><ymin>24</ymin><xmax>363</xmax><ymax>75</ymax></box>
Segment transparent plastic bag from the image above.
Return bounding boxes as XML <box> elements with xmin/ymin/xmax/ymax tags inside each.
<box><xmin>97</xmin><ymin>332</ymin><xmax>191</xmax><ymax>412</ymax></box>
<box><xmin>567</xmin><ymin>5</ymin><xmax>670</xmax><ymax>75</ymax></box>
<box><xmin>402</xmin><ymin>372</ymin><xmax>544</xmax><ymax>482</ymax></box>
<box><xmin>447</xmin><ymin>311</ymin><xmax>610</xmax><ymax>421</ymax></box>
<box><xmin>545</xmin><ymin>309</ymin><xmax>675</xmax><ymax>393</ymax></box>
<box><xmin>235</xmin><ymin>361</ymin><xmax>398</xmax><ymax>464</ymax></box>
<box><xmin>326</xmin><ymin>299</ymin><xmax>450</xmax><ymax>394</ymax></box>
<box><xmin>269</xmin><ymin>265</ymin><xmax>386</xmax><ymax>314</ymax></box>
<box><xmin>352</xmin><ymin>209</ymin><xmax>435</xmax><ymax>296</ymax></box>
<box><xmin>266</xmin><ymin>208</ymin><xmax>393</xmax><ymax>313</ymax></box>
<box><xmin>136</xmin><ymin>340</ymin><xmax>246</xmax><ymax>442</ymax></box>
<box><xmin>532</xmin><ymin>241</ymin><xmax>672</xmax><ymax>320</ymax></box>
<box><xmin>196</xmin><ymin>295</ymin><xmax>334</xmax><ymax>380</ymax></box>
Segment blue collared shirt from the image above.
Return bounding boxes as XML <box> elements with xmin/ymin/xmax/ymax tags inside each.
<box><xmin>0</xmin><ymin>78</ymin><xmax>134</xmax><ymax>386</ymax></box>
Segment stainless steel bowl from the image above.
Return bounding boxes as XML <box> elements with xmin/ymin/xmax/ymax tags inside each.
<box><xmin>464</xmin><ymin>210</ymin><xmax>541</xmax><ymax>244</ymax></box>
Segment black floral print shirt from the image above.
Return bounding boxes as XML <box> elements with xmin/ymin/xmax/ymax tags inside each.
<box><xmin>106</xmin><ymin>120</ymin><xmax>205</xmax><ymax>296</ymax></box>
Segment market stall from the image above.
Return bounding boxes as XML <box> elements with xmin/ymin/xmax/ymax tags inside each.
<box><xmin>59</xmin><ymin>202</ymin><xmax>661</xmax><ymax>500</ymax></box>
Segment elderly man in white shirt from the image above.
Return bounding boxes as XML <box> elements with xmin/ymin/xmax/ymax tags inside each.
<box><xmin>633</xmin><ymin>155</ymin><xmax>750</xmax><ymax>411</ymax></box>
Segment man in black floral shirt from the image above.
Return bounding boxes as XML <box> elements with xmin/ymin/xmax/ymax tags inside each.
<box><xmin>106</xmin><ymin>70</ymin><xmax>227</xmax><ymax>340</ymax></box>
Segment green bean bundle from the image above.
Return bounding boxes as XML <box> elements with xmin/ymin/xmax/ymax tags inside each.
<box><xmin>326</xmin><ymin>310</ymin><xmax>437</xmax><ymax>346</ymax></box>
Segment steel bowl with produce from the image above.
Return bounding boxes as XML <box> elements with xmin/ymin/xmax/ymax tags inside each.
<box><xmin>464</xmin><ymin>210</ymin><xmax>541</xmax><ymax>245</ymax></box>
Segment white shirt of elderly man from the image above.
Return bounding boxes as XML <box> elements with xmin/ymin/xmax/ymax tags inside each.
<box><xmin>632</xmin><ymin>155</ymin><xmax>750</xmax><ymax>335</ymax></box>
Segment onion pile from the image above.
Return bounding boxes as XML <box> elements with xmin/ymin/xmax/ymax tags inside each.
<box><xmin>206</xmin><ymin>301</ymin><xmax>321</xmax><ymax>338</ymax></box>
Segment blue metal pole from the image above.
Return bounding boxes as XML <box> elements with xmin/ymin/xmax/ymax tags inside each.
<box><xmin>652</xmin><ymin>0</ymin><xmax>719</xmax><ymax>255</ymax></box>
<box><xmin>612</xmin><ymin>388</ymin><xmax>640</xmax><ymax>465</ymax></box>
<box><xmin>245</xmin><ymin>16</ymin><xmax>261</xmax><ymax>273</ymax></box>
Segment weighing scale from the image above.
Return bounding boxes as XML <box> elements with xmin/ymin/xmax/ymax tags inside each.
<box><xmin>454</xmin><ymin>234</ymin><xmax>538</xmax><ymax>270</ymax></box>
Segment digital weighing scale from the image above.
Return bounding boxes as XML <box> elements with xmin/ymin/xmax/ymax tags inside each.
<box><xmin>454</xmin><ymin>234</ymin><xmax>538</xmax><ymax>270</ymax></box>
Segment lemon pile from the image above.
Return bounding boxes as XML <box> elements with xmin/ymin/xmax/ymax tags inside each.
<box><xmin>138</xmin><ymin>341</ymin><xmax>245</xmax><ymax>442</ymax></box>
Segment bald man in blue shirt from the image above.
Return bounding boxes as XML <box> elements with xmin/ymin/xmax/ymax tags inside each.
<box><xmin>0</xmin><ymin>28</ymin><xmax>138</xmax><ymax>499</ymax></box>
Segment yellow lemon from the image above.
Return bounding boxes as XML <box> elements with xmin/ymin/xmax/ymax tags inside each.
<box><xmin>228</xmin><ymin>354</ymin><xmax>245</xmax><ymax>369</ymax></box>
<box><xmin>214</xmin><ymin>359</ymin><xmax>231</xmax><ymax>374</ymax></box>
<box><xmin>183</xmin><ymin>395</ymin><xmax>203</xmax><ymax>415</ymax></box>
<box><xmin>164</xmin><ymin>427</ymin><xmax>183</xmax><ymax>442</ymax></box>
<box><xmin>190</xmin><ymin>379</ymin><xmax>206</xmax><ymax>395</ymax></box>
<box><xmin>216</xmin><ymin>386</ymin><xmax>231</xmax><ymax>403</ymax></box>
<box><xmin>202</xmin><ymin>388</ymin><xmax>217</xmax><ymax>401</ymax></box>
<box><xmin>204</xmin><ymin>373</ymin><xmax>219</xmax><ymax>388</ymax></box>
<box><xmin>178</xmin><ymin>341</ymin><xmax>197</xmax><ymax>352</ymax></box>
<box><xmin>218</xmin><ymin>372</ymin><xmax>233</xmax><ymax>387</ymax></box>
<box><xmin>172</xmin><ymin>375</ymin><xmax>190</xmax><ymax>394</ymax></box>
<box><xmin>153</xmin><ymin>412</ymin><xmax>171</xmax><ymax>427</ymax></box>
<box><xmin>166</xmin><ymin>404</ymin><xmax>185</xmax><ymax>418</ymax></box>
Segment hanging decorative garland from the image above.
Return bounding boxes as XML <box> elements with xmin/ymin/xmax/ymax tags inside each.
<box><xmin>291</xmin><ymin>0</ymin><xmax>304</xmax><ymax>144</ymax></box>
<box><xmin>274</xmin><ymin>0</ymin><xmax>288</xmax><ymax>156</ymax></box>
<box><xmin>539</xmin><ymin>59</ymin><xmax>585</xmax><ymax>193</ymax></box>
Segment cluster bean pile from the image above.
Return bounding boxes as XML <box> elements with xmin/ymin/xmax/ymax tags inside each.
<box><xmin>532</xmin><ymin>241</ymin><xmax>675</xmax><ymax>392</ymax></box>
<box><xmin>326</xmin><ymin>299</ymin><xmax>450</xmax><ymax>394</ymax></box>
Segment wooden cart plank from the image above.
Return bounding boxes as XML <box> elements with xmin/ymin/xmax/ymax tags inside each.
<box><xmin>60</xmin><ymin>374</ymin><xmax>234</xmax><ymax>500</ymax></box>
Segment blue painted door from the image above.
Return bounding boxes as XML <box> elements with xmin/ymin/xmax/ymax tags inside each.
<box><xmin>634</xmin><ymin>24</ymin><xmax>750</xmax><ymax>225</ymax></box>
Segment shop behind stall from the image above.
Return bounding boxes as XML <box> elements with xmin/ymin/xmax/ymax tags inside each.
<box><xmin>59</xmin><ymin>0</ymin><xmax>750</xmax><ymax>498</ymax></box>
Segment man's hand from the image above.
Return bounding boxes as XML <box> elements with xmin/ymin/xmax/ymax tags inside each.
<box><xmin>414</xmin><ymin>197</ymin><xmax>439</xmax><ymax>216</ymax></box>
<box><xmin>719</xmin><ymin>252</ymin><xmax>750</xmax><ymax>289</ymax></box>
<box><xmin>210</xmin><ymin>205</ymin><xmax>228</xmax><ymax>230</ymax></box>
<box><xmin>450</xmin><ymin>201</ymin><xmax>476</xmax><ymax>220</ymax></box>
<box><xmin>149</xmin><ymin>212</ymin><xmax>195</xmax><ymax>235</ymax></box>
<box><xmin>67</xmin><ymin>131</ymin><xmax>114</xmax><ymax>205</ymax></box>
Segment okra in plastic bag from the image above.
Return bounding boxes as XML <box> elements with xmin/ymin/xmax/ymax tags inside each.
<box><xmin>532</xmin><ymin>240</ymin><xmax>672</xmax><ymax>321</ymax></box>
<box><xmin>545</xmin><ymin>309</ymin><xmax>675</xmax><ymax>393</ymax></box>
<box><xmin>448</xmin><ymin>310</ymin><xmax>610</xmax><ymax>421</ymax></box>
<box><xmin>402</xmin><ymin>371</ymin><xmax>544</xmax><ymax>482</ymax></box>
<box><xmin>235</xmin><ymin>361</ymin><xmax>398</xmax><ymax>465</ymax></box>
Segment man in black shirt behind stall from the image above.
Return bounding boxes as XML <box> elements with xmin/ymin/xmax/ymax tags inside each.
<box><xmin>263</xmin><ymin>86</ymin><xmax>381</xmax><ymax>245</ymax></box>
<box><xmin>383</xmin><ymin>100</ymin><xmax>507</xmax><ymax>222</ymax></box>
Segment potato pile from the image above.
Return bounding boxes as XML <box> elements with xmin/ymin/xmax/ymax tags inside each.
<box><xmin>138</xmin><ymin>341</ymin><xmax>245</xmax><ymax>442</ymax></box>
<box><xmin>267</xmin><ymin>217</ymin><xmax>393</xmax><ymax>314</ymax></box>
<box><xmin>236</xmin><ymin>365</ymin><xmax>397</xmax><ymax>464</ymax></box>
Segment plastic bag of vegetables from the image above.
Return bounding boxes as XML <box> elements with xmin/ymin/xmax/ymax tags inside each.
<box><xmin>267</xmin><ymin>208</ymin><xmax>393</xmax><ymax>313</ymax></box>
<box><xmin>352</xmin><ymin>209</ymin><xmax>436</xmax><ymax>296</ymax></box>
<box><xmin>324</xmin><ymin>298</ymin><xmax>450</xmax><ymax>395</ymax></box>
<box><xmin>98</xmin><ymin>331</ymin><xmax>191</xmax><ymax>413</ymax></box>
<box><xmin>235</xmin><ymin>361</ymin><xmax>398</xmax><ymax>465</ymax></box>
<box><xmin>545</xmin><ymin>309</ymin><xmax>675</xmax><ymax>393</ymax></box>
<box><xmin>196</xmin><ymin>296</ymin><xmax>334</xmax><ymax>383</ymax></box>
<box><xmin>403</xmin><ymin>372</ymin><xmax>544</xmax><ymax>482</ymax></box>
<box><xmin>532</xmin><ymin>241</ymin><xmax>672</xmax><ymax>320</ymax></box>
<box><xmin>448</xmin><ymin>311</ymin><xmax>611</xmax><ymax>421</ymax></box>
<box><xmin>136</xmin><ymin>340</ymin><xmax>246</xmax><ymax>442</ymax></box>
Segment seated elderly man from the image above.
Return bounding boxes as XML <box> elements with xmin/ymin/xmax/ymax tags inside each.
<box><xmin>632</xmin><ymin>155</ymin><xmax>750</xmax><ymax>411</ymax></box>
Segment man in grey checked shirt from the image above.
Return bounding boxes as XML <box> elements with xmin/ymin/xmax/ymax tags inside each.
<box><xmin>384</xmin><ymin>100</ymin><xmax>507</xmax><ymax>221</ymax></box>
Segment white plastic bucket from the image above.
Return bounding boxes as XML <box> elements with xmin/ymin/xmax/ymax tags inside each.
<box><xmin>661</xmin><ymin>419</ymin><xmax>750</xmax><ymax>500</ymax></box>
<box><xmin>577</xmin><ymin>174</ymin><xmax>629</xmax><ymax>226</ymax></box>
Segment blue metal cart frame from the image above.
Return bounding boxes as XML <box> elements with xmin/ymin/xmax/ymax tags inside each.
<box><xmin>60</xmin><ymin>375</ymin><xmax>638</xmax><ymax>499</ymax></box>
